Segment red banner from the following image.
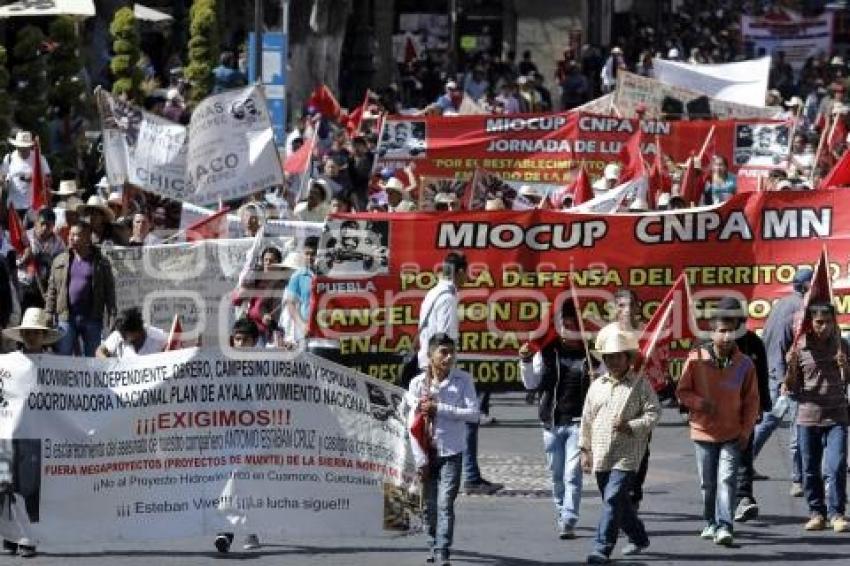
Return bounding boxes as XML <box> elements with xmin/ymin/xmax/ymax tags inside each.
<box><xmin>376</xmin><ymin>112</ymin><xmax>790</xmax><ymax>189</ymax></box>
<box><xmin>310</xmin><ymin>190</ymin><xmax>850</xmax><ymax>387</ymax></box>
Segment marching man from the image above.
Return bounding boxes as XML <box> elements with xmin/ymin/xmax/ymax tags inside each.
<box><xmin>580</xmin><ymin>330</ymin><xmax>660</xmax><ymax>563</ymax></box>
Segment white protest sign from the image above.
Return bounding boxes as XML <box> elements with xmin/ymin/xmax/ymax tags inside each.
<box><xmin>652</xmin><ymin>57</ymin><xmax>771</xmax><ymax>107</ymax></box>
<box><xmin>616</xmin><ymin>71</ymin><xmax>782</xmax><ymax>120</ymax></box>
<box><xmin>0</xmin><ymin>350</ymin><xmax>417</xmax><ymax>544</ymax></box>
<box><xmin>186</xmin><ymin>86</ymin><xmax>285</xmax><ymax>206</ymax></box>
<box><xmin>105</xmin><ymin>238</ymin><xmax>292</xmax><ymax>346</ymax></box>
<box><xmin>97</xmin><ymin>87</ymin><xmax>284</xmax><ymax>205</ymax></box>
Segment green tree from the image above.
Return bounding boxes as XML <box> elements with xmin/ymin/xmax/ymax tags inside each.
<box><xmin>48</xmin><ymin>16</ymin><xmax>86</xmax><ymax>115</ymax></box>
<box><xmin>0</xmin><ymin>46</ymin><xmax>11</xmax><ymax>143</ymax></box>
<box><xmin>185</xmin><ymin>0</ymin><xmax>221</xmax><ymax>105</ymax></box>
<box><xmin>110</xmin><ymin>6</ymin><xmax>142</xmax><ymax>100</ymax></box>
<box><xmin>12</xmin><ymin>26</ymin><xmax>49</xmax><ymax>141</ymax></box>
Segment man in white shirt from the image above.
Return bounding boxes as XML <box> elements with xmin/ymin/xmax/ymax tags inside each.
<box><xmin>95</xmin><ymin>307</ymin><xmax>166</xmax><ymax>358</ymax></box>
<box><xmin>416</xmin><ymin>252</ymin><xmax>503</xmax><ymax>496</ymax></box>
<box><xmin>3</xmin><ymin>131</ymin><xmax>51</xmax><ymax>217</ymax></box>
<box><xmin>407</xmin><ymin>333</ymin><xmax>479</xmax><ymax>566</ymax></box>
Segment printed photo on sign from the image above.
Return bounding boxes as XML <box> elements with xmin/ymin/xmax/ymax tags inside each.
<box><xmin>734</xmin><ymin>123</ymin><xmax>790</xmax><ymax>167</ymax></box>
<box><xmin>365</xmin><ymin>383</ymin><xmax>405</xmax><ymax>423</ymax></box>
<box><xmin>0</xmin><ymin>439</ymin><xmax>42</xmax><ymax>524</ymax></box>
<box><xmin>378</xmin><ymin>121</ymin><xmax>427</xmax><ymax>159</ymax></box>
<box><xmin>316</xmin><ymin>220</ymin><xmax>390</xmax><ymax>276</ymax></box>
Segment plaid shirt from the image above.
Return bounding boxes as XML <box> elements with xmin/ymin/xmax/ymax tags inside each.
<box><xmin>579</xmin><ymin>370</ymin><xmax>660</xmax><ymax>472</ymax></box>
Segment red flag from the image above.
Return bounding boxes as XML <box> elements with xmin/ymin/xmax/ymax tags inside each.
<box><xmin>679</xmin><ymin>154</ymin><xmax>704</xmax><ymax>206</ymax></box>
<box><xmin>343</xmin><ymin>102</ymin><xmax>365</xmax><ymax>136</ymax></box>
<box><xmin>403</xmin><ymin>35</ymin><xmax>419</xmax><ymax>64</ymax></box>
<box><xmin>794</xmin><ymin>246</ymin><xmax>833</xmax><ymax>343</ymax></box>
<box><xmin>697</xmin><ymin>126</ymin><xmax>716</xmax><ymax>170</ymax></box>
<box><xmin>6</xmin><ymin>204</ymin><xmax>27</xmax><ymax>255</ymax></box>
<box><xmin>617</xmin><ymin>127</ymin><xmax>646</xmax><ymax>182</ymax></box>
<box><xmin>647</xmin><ymin>137</ymin><xmax>672</xmax><ymax>209</ymax></box>
<box><xmin>284</xmin><ymin>137</ymin><xmax>314</xmax><ymax>175</ymax></box>
<box><xmin>31</xmin><ymin>137</ymin><xmax>48</xmax><ymax>210</ymax></box>
<box><xmin>165</xmin><ymin>314</ymin><xmax>184</xmax><ymax>351</ymax></box>
<box><xmin>570</xmin><ymin>163</ymin><xmax>594</xmax><ymax>206</ymax></box>
<box><xmin>828</xmin><ymin>115</ymin><xmax>847</xmax><ymax>152</ymax></box>
<box><xmin>409</xmin><ymin>403</ymin><xmax>432</xmax><ymax>471</ymax></box>
<box><xmin>185</xmin><ymin>207</ymin><xmax>230</xmax><ymax>242</ymax></box>
<box><xmin>819</xmin><ymin>144</ymin><xmax>850</xmax><ymax>188</ymax></box>
<box><xmin>635</xmin><ymin>273</ymin><xmax>696</xmax><ymax>392</ymax></box>
<box><xmin>307</xmin><ymin>84</ymin><xmax>342</xmax><ymax>121</ymax></box>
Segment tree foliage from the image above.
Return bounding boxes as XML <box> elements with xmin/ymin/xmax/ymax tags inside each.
<box><xmin>110</xmin><ymin>7</ymin><xmax>142</xmax><ymax>100</ymax></box>
<box><xmin>0</xmin><ymin>46</ymin><xmax>11</xmax><ymax>143</ymax></box>
<box><xmin>12</xmin><ymin>26</ymin><xmax>49</xmax><ymax>141</ymax></box>
<box><xmin>185</xmin><ymin>0</ymin><xmax>221</xmax><ymax>104</ymax></box>
<box><xmin>48</xmin><ymin>16</ymin><xmax>86</xmax><ymax>117</ymax></box>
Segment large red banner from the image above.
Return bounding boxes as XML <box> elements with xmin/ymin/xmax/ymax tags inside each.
<box><xmin>310</xmin><ymin>190</ymin><xmax>850</xmax><ymax>388</ymax></box>
<box><xmin>376</xmin><ymin>112</ymin><xmax>790</xmax><ymax>188</ymax></box>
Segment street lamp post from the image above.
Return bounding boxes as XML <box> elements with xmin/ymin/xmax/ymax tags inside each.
<box><xmin>254</xmin><ymin>0</ymin><xmax>264</xmax><ymax>82</ymax></box>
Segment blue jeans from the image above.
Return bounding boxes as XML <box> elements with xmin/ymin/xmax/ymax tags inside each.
<box><xmin>425</xmin><ymin>453</ymin><xmax>463</xmax><ymax>559</ymax></box>
<box><xmin>55</xmin><ymin>316</ymin><xmax>103</xmax><ymax>357</ymax></box>
<box><xmin>542</xmin><ymin>422</ymin><xmax>582</xmax><ymax>526</ymax></box>
<box><xmin>752</xmin><ymin>380</ymin><xmax>801</xmax><ymax>483</ymax></box>
<box><xmin>593</xmin><ymin>469</ymin><xmax>648</xmax><ymax>557</ymax></box>
<box><xmin>462</xmin><ymin>422</ymin><xmax>481</xmax><ymax>483</ymax></box>
<box><xmin>694</xmin><ymin>440</ymin><xmax>740</xmax><ymax>530</ymax></box>
<box><xmin>798</xmin><ymin>424</ymin><xmax>848</xmax><ymax>518</ymax></box>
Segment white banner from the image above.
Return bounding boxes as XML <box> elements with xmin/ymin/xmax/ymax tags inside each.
<box><xmin>652</xmin><ymin>57</ymin><xmax>771</xmax><ymax>107</ymax></box>
<box><xmin>97</xmin><ymin>87</ymin><xmax>284</xmax><ymax>205</ymax></box>
<box><xmin>741</xmin><ymin>11</ymin><xmax>833</xmax><ymax>74</ymax></box>
<box><xmin>105</xmin><ymin>238</ymin><xmax>292</xmax><ymax>346</ymax></box>
<box><xmin>0</xmin><ymin>350</ymin><xmax>417</xmax><ymax>543</ymax></box>
<box><xmin>615</xmin><ymin>71</ymin><xmax>782</xmax><ymax>120</ymax></box>
<box><xmin>186</xmin><ymin>86</ymin><xmax>285</xmax><ymax>206</ymax></box>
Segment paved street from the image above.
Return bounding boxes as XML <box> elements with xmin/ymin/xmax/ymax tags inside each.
<box><xmin>12</xmin><ymin>393</ymin><xmax>850</xmax><ymax>565</ymax></box>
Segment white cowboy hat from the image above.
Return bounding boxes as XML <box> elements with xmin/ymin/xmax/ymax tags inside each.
<box><xmin>107</xmin><ymin>191</ymin><xmax>124</xmax><ymax>205</ymax></box>
<box><xmin>272</xmin><ymin>252</ymin><xmax>303</xmax><ymax>271</ymax></box>
<box><xmin>604</xmin><ymin>163</ymin><xmax>621</xmax><ymax>180</ymax></box>
<box><xmin>2</xmin><ymin>308</ymin><xmax>63</xmax><ymax>345</ymax></box>
<box><xmin>485</xmin><ymin>197</ymin><xmax>506</xmax><ymax>211</ymax></box>
<box><xmin>519</xmin><ymin>185</ymin><xmax>543</xmax><ymax>199</ymax></box>
<box><xmin>383</xmin><ymin>177</ymin><xmax>405</xmax><ymax>193</ymax></box>
<box><xmin>52</xmin><ymin>179</ymin><xmax>79</xmax><ymax>197</ymax></box>
<box><xmin>79</xmin><ymin>195</ymin><xmax>116</xmax><ymax>222</ymax></box>
<box><xmin>784</xmin><ymin>96</ymin><xmax>803</xmax><ymax>107</ymax></box>
<box><xmin>56</xmin><ymin>196</ymin><xmax>84</xmax><ymax>212</ymax></box>
<box><xmin>95</xmin><ymin>176</ymin><xmax>110</xmax><ymax>190</ymax></box>
<box><xmin>656</xmin><ymin>192</ymin><xmax>671</xmax><ymax>207</ymax></box>
<box><xmin>595</xmin><ymin>329</ymin><xmax>639</xmax><ymax>356</ymax></box>
<box><xmin>8</xmin><ymin>131</ymin><xmax>35</xmax><ymax>148</ymax></box>
<box><xmin>434</xmin><ymin>192</ymin><xmax>458</xmax><ymax>205</ymax></box>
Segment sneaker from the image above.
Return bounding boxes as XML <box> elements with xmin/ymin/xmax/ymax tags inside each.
<box><xmin>463</xmin><ymin>478</ymin><xmax>504</xmax><ymax>495</ymax></box>
<box><xmin>790</xmin><ymin>482</ymin><xmax>804</xmax><ymax>497</ymax></box>
<box><xmin>243</xmin><ymin>534</ymin><xmax>260</xmax><ymax>550</ymax></box>
<box><xmin>586</xmin><ymin>551</ymin><xmax>610</xmax><ymax>564</ymax></box>
<box><xmin>805</xmin><ymin>514</ymin><xmax>826</xmax><ymax>531</ymax></box>
<box><xmin>18</xmin><ymin>545</ymin><xmax>36</xmax><ymax>558</ymax></box>
<box><xmin>480</xmin><ymin>415</ymin><xmax>496</xmax><ymax>426</ymax></box>
<box><xmin>1</xmin><ymin>540</ymin><xmax>17</xmax><ymax>555</ymax></box>
<box><xmin>734</xmin><ymin>497</ymin><xmax>759</xmax><ymax>522</ymax></box>
<box><xmin>752</xmin><ymin>469</ymin><xmax>769</xmax><ymax>481</ymax></box>
<box><xmin>425</xmin><ymin>554</ymin><xmax>436</xmax><ymax>564</ymax></box>
<box><xmin>558</xmin><ymin>522</ymin><xmax>576</xmax><ymax>539</ymax></box>
<box><xmin>621</xmin><ymin>541</ymin><xmax>649</xmax><ymax>556</ymax></box>
<box><xmin>214</xmin><ymin>534</ymin><xmax>232</xmax><ymax>553</ymax></box>
<box><xmin>700</xmin><ymin>524</ymin><xmax>717</xmax><ymax>539</ymax></box>
<box><xmin>830</xmin><ymin>516</ymin><xmax>850</xmax><ymax>533</ymax></box>
<box><xmin>714</xmin><ymin>526</ymin><xmax>733</xmax><ymax>546</ymax></box>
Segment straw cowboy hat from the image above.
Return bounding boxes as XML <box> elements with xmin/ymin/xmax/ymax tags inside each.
<box><xmin>79</xmin><ymin>195</ymin><xmax>116</xmax><ymax>222</ymax></box>
<box><xmin>595</xmin><ymin>329</ymin><xmax>639</xmax><ymax>357</ymax></box>
<box><xmin>395</xmin><ymin>200</ymin><xmax>417</xmax><ymax>212</ymax></box>
<box><xmin>8</xmin><ymin>131</ymin><xmax>34</xmax><ymax>148</ymax></box>
<box><xmin>784</xmin><ymin>96</ymin><xmax>803</xmax><ymax>107</ymax></box>
<box><xmin>2</xmin><ymin>308</ymin><xmax>63</xmax><ymax>345</ymax></box>
<box><xmin>485</xmin><ymin>196</ymin><xmax>506</xmax><ymax>211</ymax></box>
<box><xmin>52</xmin><ymin>179</ymin><xmax>80</xmax><ymax>197</ymax></box>
<box><xmin>273</xmin><ymin>252</ymin><xmax>304</xmax><ymax>271</ymax></box>
<box><xmin>519</xmin><ymin>185</ymin><xmax>544</xmax><ymax>199</ymax></box>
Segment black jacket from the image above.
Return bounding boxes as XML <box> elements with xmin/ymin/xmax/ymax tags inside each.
<box><xmin>736</xmin><ymin>330</ymin><xmax>772</xmax><ymax>413</ymax></box>
<box><xmin>533</xmin><ymin>342</ymin><xmax>592</xmax><ymax>428</ymax></box>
